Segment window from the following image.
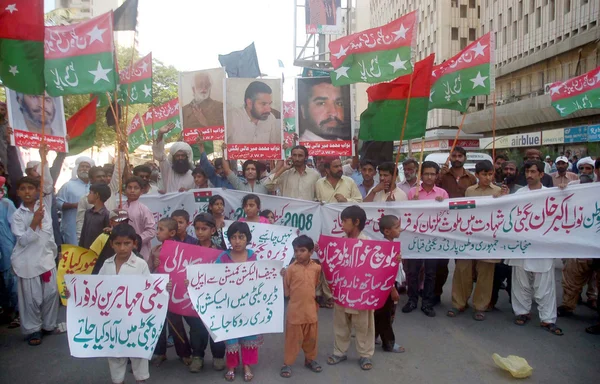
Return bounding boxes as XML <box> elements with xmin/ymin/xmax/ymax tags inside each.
<box><xmin>499</xmin><ymin>13</ymin><xmax>503</xmax><ymax>27</ymax></box>
<box><xmin>451</xmin><ymin>27</ymin><xmax>459</xmax><ymax>40</ymax></box>
<box><xmin>482</xmin><ymin>25</ymin><xmax>485</xmax><ymax>35</ymax></box>
<box><xmin>518</xmin><ymin>1</ymin><xmax>523</xmax><ymax>19</ymax></box>
<box><xmin>582</xmin><ymin>0</ymin><xmax>589</xmax><ymax>4</ymax></box>
<box><xmin>451</xmin><ymin>0</ymin><xmax>458</xmax><ymax>7</ymax></box>
<box><xmin>530</xmin><ymin>0</ymin><xmax>535</xmax><ymax>14</ymax></box>
<box><xmin>549</xmin><ymin>0</ymin><xmax>555</xmax><ymax>21</ymax></box>
<box><xmin>460</xmin><ymin>4</ymin><xmax>467</xmax><ymax>17</ymax></box>
<box><xmin>508</xmin><ymin>7</ymin><xmax>512</xmax><ymax>24</ymax></box>
<box><xmin>460</xmin><ymin>38</ymin><xmax>468</xmax><ymax>50</ymax></box>
<box><xmin>524</xmin><ymin>14</ymin><xmax>529</xmax><ymax>34</ymax></box>
<box><xmin>469</xmin><ymin>28</ymin><xmax>476</xmax><ymax>40</ymax></box>
<box><xmin>469</xmin><ymin>0</ymin><xmax>476</xmax><ymax>8</ymax></box>
<box><xmin>494</xmin><ymin>32</ymin><xmax>498</xmax><ymax>49</ymax></box>
<box><xmin>564</xmin><ymin>0</ymin><xmax>570</xmax><ymax>13</ymax></box>
<box><xmin>503</xmin><ymin>26</ymin><xmax>507</xmax><ymax>44</ymax></box>
<box><xmin>536</xmin><ymin>7</ymin><xmax>541</xmax><ymax>28</ymax></box>
<box><xmin>513</xmin><ymin>22</ymin><xmax>517</xmax><ymax>40</ymax></box>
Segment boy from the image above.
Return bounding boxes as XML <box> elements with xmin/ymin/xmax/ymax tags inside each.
<box><xmin>171</xmin><ymin>209</ymin><xmax>198</xmax><ymax>245</ymax></box>
<box><xmin>376</xmin><ymin>215</ymin><xmax>403</xmax><ymax>353</ymax></box>
<box><xmin>192</xmin><ymin>167</ymin><xmax>210</xmax><ymax>189</ymax></box>
<box><xmin>123</xmin><ymin>176</ymin><xmax>157</xmax><ymax>261</ymax></box>
<box><xmin>448</xmin><ymin>160</ymin><xmax>503</xmax><ymax>321</ymax></box>
<box><xmin>280</xmin><ymin>235</ymin><xmax>322</xmax><ymax>378</ymax></box>
<box><xmin>327</xmin><ymin>205</ymin><xmax>375</xmax><ymax>371</ymax></box>
<box><xmin>79</xmin><ymin>183</ymin><xmax>111</xmax><ymax>250</ymax></box>
<box><xmin>90</xmin><ymin>209</ymin><xmax>130</xmax><ymax>274</ymax></box>
<box><xmin>364</xmin><ymin>162</ymin><xmax>408</xmax><ymax>202</ymax></box>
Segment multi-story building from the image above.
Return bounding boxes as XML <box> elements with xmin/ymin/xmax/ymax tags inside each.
<box><xmin>464</xmin><ymin>0</ymin><xmax>599</xmax><ymax>158</ymax></box>
<box><xmin>55</xmin><ymin>0</ymin><xmax>120</xmax><ymax>19</ymax></box>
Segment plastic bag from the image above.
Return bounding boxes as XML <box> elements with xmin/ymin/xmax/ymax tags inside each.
<box><xmin>492</xmin><ymin>353</ymin><xmax>533</xmax><ymax>379</ymax></box>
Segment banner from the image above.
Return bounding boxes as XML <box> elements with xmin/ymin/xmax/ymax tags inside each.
<box><xmin>186</xmin><ymin>260</ymin><xmax>284</xmax><ymax>342</ymax></box>
<box><xmin>321</xmin><ymin>183</ymin><xmax>600</xmax><ymax>259</ymax></box>
<box><xmin>157</xmin><ymin>240</ymin><xmax>222</xmax><ymax>316</ymax></box>
<box><xmin>65</xmin><ymin>274</ymin><xmax>169</xmax><ymax>359</ymax></box>
<box><xmin>57</xmin><ymin>245</ymin><xmax>97</xmax><ymax>306</ymax></box>
<box><xmin>127</xmin><ymin>112</ymin><xmax>147</xmax><ymax>153</ymax></box>
<box><xmin>318</xmin><ymin>235</ymin><xmax>399</xmax><ymax>310</ymax></box>
<box><xmin>305</xmin><ymin>0</ymin><xmax>343</xmax><ymax>35</ymax></box>
<box><xmin>223</xmin><ymin>220</ymin><xmax>297</xmax><ymax>266</ymax></box>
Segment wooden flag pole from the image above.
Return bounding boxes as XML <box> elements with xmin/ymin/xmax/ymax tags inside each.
<box><xmin>492</xmin><ymin>92</ymin><xmax>497</xmax><ymax>160</ymax></box>
<box><xmin>392</xmin><ymin>70</ymin><xmax>416</xmax><ymax>185</ymax></box>
<box><xmin>413</xmin><ymin>136</ymin><xmax>426</xmax><ymax>199</ymax></box>
<box><xmin>39</xmin><ymin>96</ymin><xmax>46</xmax><ymax>213</ymax></box>
<box><xmin>124</xmin><ymin>34</ymin><xmax>138</xmax><ymax>130</ymax></box>
<box><xmin>445</xmin><ymin>111</ymin><xmax>468</xmax><ymax>167</ymax></box>
<box><xmin>107</xmin><ymin>92</ymin><xmax>124</xmax><ymax>208</ymax></box>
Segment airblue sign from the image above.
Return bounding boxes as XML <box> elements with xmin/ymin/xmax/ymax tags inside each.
<box><xmin>564</xmin><ymin>126</ymin><xmax>588</xmax><ymax>143</ymax></box>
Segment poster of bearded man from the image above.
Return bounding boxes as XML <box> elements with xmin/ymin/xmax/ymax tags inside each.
<box><xmin>6</xmin><ymin>88</ymin><xmax>68</xmax><ymax>152</ymax></box>
<box><xmin>179</xmin><ymin>68</ymin><xmax>226</xmax><ymax>144</ymax></box>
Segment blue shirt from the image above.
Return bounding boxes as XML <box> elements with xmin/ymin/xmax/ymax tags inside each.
<box><xmin>0</xmin><ymin>198</ymin><xmax>16</xmax><ymax>271</ymax></box>
<box><xmin>57</xmin><ymin>178</ymin><xmax>89</xmax><ymax>245</ymax></box>
<box><xmin>175</xmin><ymin>234</ymin><xmax>198</xmax><ymax>245</ymax></box>
<box><xmin>199</xmin><ymin>152</ymin><xmax>234</xmax><ymax>189</ymax></box>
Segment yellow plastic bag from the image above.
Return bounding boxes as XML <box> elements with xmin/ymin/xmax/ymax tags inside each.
<box><xmin>492</xmin><ymin>353</ymin><xmax>533</xmax><ymax>379</ymax></box>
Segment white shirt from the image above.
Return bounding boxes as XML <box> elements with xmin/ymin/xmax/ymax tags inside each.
<box><xmin>152</xmin><ymin>141</ymin><xmax>196</xmax><ymax>193</ymax></box>
<box><xmin>371</xmin><ymin>188</ymin><xmax>408</xmax><ymax>203</ymax></box>
<box><xmin>226</xmin><ymin>107</ymin><xmax>281</xmax><ymax>145</ymax></box>
<box><xmin>99</xmin><ymin>253</ymin><xmax>150</xmax><ymax>276</ymax></box>
<box><xmin>507</xmin><ymin>185</ymin><xmax>553</xmax><ymax>273</ymax></box>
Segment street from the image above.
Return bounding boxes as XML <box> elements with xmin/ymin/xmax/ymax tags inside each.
<box><xmin>1</xmin><ymin>266</ymin><xmax>599</xmax><ymax>384</ymax></box>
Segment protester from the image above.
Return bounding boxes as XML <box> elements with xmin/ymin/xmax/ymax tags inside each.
<box><xmin>550</xmin><ymin>156</ymin><xmax>578</xmax><ymax>187</ymax></box>
<box><xmin>265</xmin><ymin>146</ymin><xmax>320</xmax><ymax>200</ymax></box>
<box><xmin>316</xmin><ymin>158</ymin><xmax>362</xmax><ymax>203</ymax></box>
<box><xmin>207</xmin><ymin>195</ymin><xmax>228</xmax><ymax>249</ymax></box>
<box><xmin>171</xmin><ymin>209</ymin><xmax>198</xmax><ymax>245</ymax></box>
<box><xmin>397</xmin><ymin>158</ymin><xmax>418</xmax><ymax>195</ymax></box>
<box><xmin>57</xmin><ymin>156</ymin><xmax>94</xmax><ymax>245</ymax></box>
<box><xmin>571</xmin><ymin>155</ymin><xmax>579</xmax><ymax>174</ymax></box>
<box><xmin>133</xmin><ymin>164</ymin><xmax>158</xmax><ymax>194</ymax></box>
<box><xmin>192</xmin><ymin>167</ymin><xmax>211</xmax><ymax>189</ymax></box>
<box><xmin>78</xmin><ymin>183</ymin><xmax>111</xmax><ymax>250</ymax></box>
<box><xmin>499</xmin><ymin>161</ymin><xmax>523</xmax><ymax>194</ymax></box>
<box><xmin>515</xmin><ymin>149</ymin><xmax>553</xmax><ymax>187</ymax></box>
<box><xmin>259</xmin><ymin>210</ymin><xmax>275</xmax><ymax>224</ymax></box>
<box><xmin>123</xmin><ymin>177</ymin><xmax>157</xmax><ymax>261</ymax></box>
<box><xmin>280</xmin><ymin>235</ymin><xmax>322</xmax><ymax>378</ymax></box>
<box><xmin>357</xmin><ymin>158</ymin><xmax>377</xmax><ymax>199</ymax></box>
<box><xmin>363</xmin><ymin>162</ymin><xmax>408</xmax><ymax>202</ymax></box>
<box><xmin>568</xmin><ymin>157</ymin><xmax>595</xmax><ymax>185</ymax></box>
<box><xmin>0</xmin><ymin>101</ymin><xmax>8</xmax><ymax>166</ymax></box>
<box><xmin>494</xmin><ymin>154</ymin><xmax>509</xmax><ymax>183</ymax></box>
<box><xmin>153</xmin><ymin>123</ymin><xmax>196</xmax><ymax>192</ymax></box>
<box><xmin>222</xmin><ymin>159</ymin><xmax>268</xmax><ymax>194</ymax></box>
<box><xmin>239</xmin><ymin>194</ymin><xmax>269</xmax><ymax>224</ymax></box>
<box><xmin>75</xmin><ymin>165</ymin><xmax>110</xmax><ymax>240</ymax></box>
<box><xmin>195</xmin><ymin>134</ymin><xmax>234</xmax><ymax>189</ymax></box>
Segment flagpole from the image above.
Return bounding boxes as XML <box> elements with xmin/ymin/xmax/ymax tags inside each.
<box><xmin>39</xmin><ymin>96</ymin><xmax>46</xmax><ymax>214</ymax></box>
<box><xmin>413</xmin><ymin>136</ymin><xmax>425</xmax><ymax>199</ymax></box>
<box><xmin>392</xmin><ymin>70</ymin><xmax>416</xmax><ymax>185</ymax></box>
<box><xmin>492</xmin><ymin>92</ymin><xmax>497</xmax><ymax>160</ymax></box>
<box><xmin>107</xmin><ymin>92</ymin><xmax>123</xmax><ymax>208</ymax></box>
<box><xmin>124</xmin><ymin>33</ymin><xmax>137</xmax><ymax>130</ymax></box>
<box><xmin>445</xmin><ymin>111</ymin><xmax>468</xmax><ymax>167</ymax></box>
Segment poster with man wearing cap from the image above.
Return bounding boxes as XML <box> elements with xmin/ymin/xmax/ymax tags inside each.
<box><xmin>5</xmin><ymin>89</ymin><xmax>68</xmax><ymax>152</ymax></box>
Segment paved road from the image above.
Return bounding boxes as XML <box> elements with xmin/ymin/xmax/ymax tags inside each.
<box><xmin>1</xmin><ymin>266</ymin><xmax>599</xmax><ymax>384</ymax></box>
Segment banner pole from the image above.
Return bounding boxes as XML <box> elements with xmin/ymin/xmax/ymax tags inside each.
<box><xmin>492</xmin><ymin>92</ymin><xmax>497</xmax><ymax>160</ymax></box>
<box><xmin>39</xmin><ymin>95</ymin><xmax>46</xmax><ymax>214</ymax></box>
<box><xmin>413</xmin><ymin>136</ymin><xmax>425</xmax><ymax>199</ymax></box>
<box><xmin>392</xmin><ymin>70</ymin><xmax>415</xmax><ymax>185</ymax></box>
<box><xmin>124</xmin><ymin>33</ymin><xmax>137</xmax><ymax>130</ymax></box>
<box><xmin>445</xmin><ymin>111</ymin><xmax>468</xmax><ymax>167</ymax></box>
<box><xmin>108</xmin><ymin>92</ymin><xmax>123</xmax><ymax>208</ymax></box>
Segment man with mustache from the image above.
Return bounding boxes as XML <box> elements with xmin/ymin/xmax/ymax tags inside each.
<box><xmin>14</xmin><ymin>93</ymin><xmax>61</xmax><ymax>136</ymax></box>
<box><xmin>550</xmin><ymin>156</ymin><xmax>578</xmax><ymax>188</ymax></box>
<box><xmin>567</xmin><ymin>157</ymin><xmax>596</xmax><ymax>185</ymax></box>
<box><xmin>153</xmin><ymin>123</ymin><xmax>196</xmax><ymax>193</ymax></box>
<box><xmin>227</xmin><ymin>81</ymin><xmax>281</xmax><ymax>145</ymax></box>
<box><xmin>182</xmin><ymin>72</ymin><xmax>224</xmax><ymax>130</ymax></box>
<box><xmin>299</xmin><ymin>78</ymin><xmax>350</xmax><ymax>142</ymax></box>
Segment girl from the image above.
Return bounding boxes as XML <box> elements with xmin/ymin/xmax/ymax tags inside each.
<box><xmin>123</xmin><ymin>176</ymin><xmax>156</xmax><ymax>262</ymax></box>
<box><xmin>239</xmin><ymin>194</ymin><xmax>269</xmax><ymax>224</ymax></box>
<box><xmin>207</xmin><ymin>195</ymin><xmax>227</xmax><ymax>249</ymax></box>
<box><xmin>259</xmin><ymin>210</ymin><xmax>275</xmax><ymax>224</ymax></box>
<box><xmin>216</xmin><ymin>222</ymin><xmax>262</xmax><ymax>382</ymax></box>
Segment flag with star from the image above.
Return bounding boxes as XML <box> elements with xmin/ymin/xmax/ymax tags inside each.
<box><xmin>44</xmin><ymin>12</ymin><xmax>117</xmax><ymax>96</ymax></box>
<box><xmin>0</xmin><ymin>0</ymin><xmax>45</xmax><ymax>94</ymax></box>
<box><xmin>429</xmin><ymin>33</ymin><xmax>495</xmax><ymax>112</ymax></box>
<box><xmin>119</xmin><ymin>52</ymin><xmax>152</xmax><ymax>105</ymax></box>
<box><xmin>550</xmin><ymin>65</ymin><xmax>600</xmax><ymax>117</ymax></box>
<box><xmin>283</xmin><ymin>101</ymin><xmax>296</xmax><ymax>157</ymax></box>
<box><xmin>328</xmin><ymin>11</ymin><xmax>417</xmax><ymax>86</ymax></box>
<box><xmin>127</xmin><ymin>112</ymin><xmax>147</xmax><ymax>152</ymax></box>
<box><xmin>359</xmin><ymin>54</ymin><xmax>434</xmax><ymax>142</ymax></box>
<box><xmin>143</xmin><ymin>98</ymin><xmax>181</xmax><ymax>141</ymax></box>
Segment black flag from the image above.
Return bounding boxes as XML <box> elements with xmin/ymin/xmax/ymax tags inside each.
<box><xmin>218</xmin><ymin>43</ymin><xmax>261</xmax><ymax>78</ymax></box>
<box><xmin>114</xmin><ymin>0</ymin><xmax>138</xmax><ymax>31</ymax></box>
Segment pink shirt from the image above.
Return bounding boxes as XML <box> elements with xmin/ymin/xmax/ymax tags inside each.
<box><xmin>124</xmin><ymin>199</ymin><xmax>157</xmax><ymax>262</ymax></box>
<box><xmin>239</xmin><ymin>216</ymin><xmax>270</xmax><ymax>224</ymax></box>
<box><xmin>407</xmin><ymin>185</ymin><xmax>449</xmax><ymax>201</ymax></box>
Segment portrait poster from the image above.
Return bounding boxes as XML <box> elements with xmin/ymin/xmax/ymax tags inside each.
<box><xmin>305</xmin><ymin>0</ymin><xmax>343</xmax><ymax>35</ymax></box>
<box><xmin>224</xmin><ymin>78</ymin><xmax>283</xmax><ymax>160</ymax></box>
<box><xmin>179</xmin><ymin>68</ymin><xmax>226</xmax><ymax>145</ymax></box>
<box><xmin>296</xmin><ymin>77</ymin><xmax>353</xmax><ymax>156</ymax></box>
<box><xmin>6</xmin><ymin>88</ymin><xmax>68</xmax><ymax>152</ymax></box>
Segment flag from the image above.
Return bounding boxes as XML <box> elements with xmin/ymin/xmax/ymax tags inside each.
<box><xmin>45</xmin><ymin>12</ymin><xmax>118</xmax><ymax>96</ymax></box>
<box><xmin>119</xmin><ymin>52</ymin><xmax>152</xmax><ymax>104</ymax></box>
<box><xmin>194</xmin><ymin>191</ymin><xmax>212</xmax><ymax>203</ymax></box>
<box><xmin>449</xmin><ymin>200</ymin><xmax>476</xmax><ymax>210</ymax></box>
<box><xmin>67</xmin><ymin>97</ymin><xmax>97</xmax><ymax>155</ymax></box>
<box><xmin>143</xmin><ymin>99</ymin><xmax>181</xmax><ymax>140</ymax></box>
<box><xmin>0</xmin><ymin>0</ymin><xmax>45</xmax><ymax>94</ymax></box>
<box><xmin>550</xmin><ymin>65</ymin><xmax>600</xmax><ymax>117</ymax></box>
<box><xmin>127</xmin><ymin>113</ymin><xmax>146</xmax><ymax>153</ymax></box>
<box><xmin>328</xmin><ymin>11</ymin><xmax>417</xmax><ymax>86</ymax></box>
<box><xmin>218</xmin><ymin>42</ymin><xmax>261</xmax><ymax>78</ymax></box>
<box><xmin>429</xmin><ymin>33</ymin><xmax>495</xmax><ymax>112</ymax></box>
<box><xmin>359</xmin><ymin>54</ymin><xmax>434</xmax><ymax>142</ymax></box>
<box><xmin>113</xmin><ymin>0</ymin><xmax>138</xmax><ymax>31</ymax></box>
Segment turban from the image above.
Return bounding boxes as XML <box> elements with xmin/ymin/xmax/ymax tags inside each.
<box><xmin>168</xmin><ymin>142</ymin><xmax>194</xmax><ymax>168</ymax></box>
<box><xmin>72</xmin><ymin>156</ymin><xmax>95</xmax><ymax>178</ymax></box>
<box><xmin>577</xmin><ymin>157</ymin><xmax>595</xmax><ymax>168</ymax></box>
<box><xmin>26</xmin><ymin>161</ymin><xmax>41</xmax><ymax>170</ymax></box>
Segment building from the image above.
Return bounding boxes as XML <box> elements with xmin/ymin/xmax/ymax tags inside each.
<box><xmin>463</xmin><ymin>0</ymin><xmax>599</xmax><ymax>159</ymax></box>
<box><xmin>55</xmin><ymin>0</ymin><xmax>120</xmax><ymax>19</ymax></box>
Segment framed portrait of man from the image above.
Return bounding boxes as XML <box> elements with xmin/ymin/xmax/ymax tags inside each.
<box><xmin>305</xmin><ymin>0</ymin><xmax>343</xmax><ymax>34</ymax></box>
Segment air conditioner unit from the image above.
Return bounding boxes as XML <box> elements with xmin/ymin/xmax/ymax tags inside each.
<box><xmin>496</xmin><ymin>99</ymin><xmax>503</xmax><ymax>106</ymax></box>
<box><xmin>544</xmin><ymin>83</ymin><xmax>553</xmax><ymax>94</ymax></box>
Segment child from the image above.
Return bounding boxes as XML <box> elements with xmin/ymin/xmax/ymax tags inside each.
<box><xmin>192</xmin><ymin>167</ymin><xmax>210</xmax><ymax>189</ymax></box>
<box><xmin>123</xmin><ymin>176</ymin><xmax>157</xmax><ymax>262</ymax></box>
<box><xmin>280</xmin><ymin>235</ymin><xmax>322</xmax><ymax>378</ymax></box>
<box><xmin>79</xmin><ymin>183</ymin><xmax>111</xmax><ymax>249</ymax></box>
<box><xmin>208</xmin><ymin>195</ymin><xmax>227</xmax><ymax>249</ymax></box>
<box><xmin>216</xmin><ymin>221</ymin><xmax>262</xmax><ymax>381</ymax></box>
<box><xmin>171</xmin><ymin>209</ymin><xmax>198</xmax><ymax>245</ymax></box>
<box><xmin>90</xmin><ymin>209</ymin><xmax>131</xmax><ymax>274</ymax></box>
<box><xmin>327</xmin><ymin>205</ymin><xmax>374</xmax><ymax>371</ymax></box>
<box><xmin>239</xmin><ymin>194</ymin><xmax>269</xmax><ymax>224</ymax></box>
<box><xmin>376</xmin><ymin>215</ymin><xmax>404</xmax><ymax>353</ymax></box>
<box><xmin>259</xmin><ymin>209</ymin><xmax>275</xmax><ymax>224</ymax></box>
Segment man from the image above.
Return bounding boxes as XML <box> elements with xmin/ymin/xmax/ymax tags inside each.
<box><xmin>152</xmin><ymin>123</ymin><xmax>196</xmax><ymax>193</ymax></box>
<box><xmin>571</xmin><ymin>155</ymin><xmax>579</xmax><ymax>174</ymax></box>
<box><xmin>57</xmin><ymin>156</ymin><xmax>95</xmax><ymax>245</ymax></box>
<box><xmin>516</xmin><ymin>149</ymin><xmax>553</xmax><ymax>187</ymax></box>
<box><xmin>75</xmin><ymin>166</ymin><xmax>115</xmax><ymax>241</ymax></box>
<box><xmin>227</xmin><ymin>81</ymin><xmax>281</xmax><ymax>145</ymax></box>
<box><xmin>13</xmin><ymin>92</ymin><xmax>62</xmax><ymax>136</ymax></box>
<box><xmin>544</xmin><ymin>156</ymin><xmax>555</xmax><ymax>174</ymax></box>
<box><xmin>315</xmin><ymin>158</ymin><xmax>362</xmax><ymax>203</ymax></box>
<box><xmin>500</xmin><ymin>161</ymin><xmax>523</xmax><ymax>194</ymax></box>
<box><xmin>568</xmin><ymin>157</ymin><xmax>596</xmax><ymax>185</ymax></box>
<box><xmin>298</xmin><ymin>78</ymin><xmax>349</xmax><ymax>142</ymax></box>
<box><xmin>357</xmin><ymin>159</ymin><xmax>377</xmax><ymax>199</ymax></box>
<box><xmin>397</xmin><ymin>158</ymin><xmax>418</xmax><ymax>195</ymax></box>
<box><xmin>364</xmin><ymin>162</ymin><xmax>407</xmax><ymax>202</ymax></box>
<box><xmin>265</xmin><ymin>146</ymin><xmax>321</xmax><ymax>201</ymax></box>
<box><xmin>436</xmin><ymin>147</ymin><xmax>477</xmax><ymax>304</ymax></box>
<box><xmin>0</xmin><ymin>101</ymin><xmax>8</xmax><ymax>166</ymax></box>
<box><xmin>222</xmin><ymin>159</ymin><xmax>268</xmax><ymax>194</ymax></box>
<box><xmin>508</xmin><ymin>160</ymin><xmax>563</xmax><ymax>336</ymax></box>
<box><xmin>182</xmin><ymin>72</ymin><xmax>224</xmax><ymax>129</ymax></box>
<box><xmin>195</xmin><ymin>134</ymin><xmax>234</xmax><ymax>189</ymax></box>
<box><xmin>550</xmin><ymin>156</ymin><xmax>578</xmax><ymax>187</ymax></box>
<box><xmin>494</xmin><ymin>154</ymin><xmax>508</xmax><ymax>183</ymax></box>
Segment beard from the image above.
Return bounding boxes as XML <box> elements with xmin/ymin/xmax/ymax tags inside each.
<box><xmin>579</xmin><ymin>174</ymin><xmax>594</xmax><ymax>184</ymax></box>
<box><xmin>250</xmin><ymin>105</ymin><xmax>270</xmax><ymax>121</ymax></box>
<box><xmin>503</xmin><ymin>174</ymin><xmax>517</xmax><ymax>184</ymax></box>
<box><xmin>193</xmin><ymin>90</ymin><xmax>209</xmax><ymax>103</ymax></box>
<box><xmin>311</xmin><ymin>117</ymin><xmax>346</xmax><ymax>140</ymax></box>
<box><xmin>172</xmin><ymin>159</ymin><xmax>191</xmax><ymax>175</ymax></box>
<box><xmin>451</xmin><ymin>160</ymin><xmax>464</xmax><ymax>168</ymax></box>
<box><xmin>22</xmin><ymin>103</ymin><xmax>55</xmax><ymax>127</ymax></box>
<box><xmin>78</xmin><ymin>171</ymin><xmax>89</xmax><ymax>180</ymax></box>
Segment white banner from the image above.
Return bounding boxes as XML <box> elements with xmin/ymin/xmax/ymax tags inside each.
<box><xmin>65</xmin><ymin>274</ymin><xmax>169</xmax><ymax>359</ymax></box>
<box><xmin>321</xmin><ymin>184</ymin><xmax>600</xmax><ymax>259</ymax></box>
<box><xmin>223</xmin><ymin>220</ymin><xmax>297</xmax><ymax>266</ymax></box>
<box><xmin>186</xmin><ymin>261</ymin><xmax>284</xmax><ymax>342</ymax></box>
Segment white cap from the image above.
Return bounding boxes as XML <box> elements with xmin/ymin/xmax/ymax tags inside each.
<box><xmin>577</xmin><ymin>157</ymin><xmax>595</xmax><ymax>168</ymax></box>
<box><xmin>555</xmin><ymin>156</ymin><xmax>569</xmax><ymax>164</ymax></box>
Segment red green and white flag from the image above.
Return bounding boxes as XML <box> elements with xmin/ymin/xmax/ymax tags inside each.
<box><xmin>550</xmin><ymin>65</ymin><xmax>600</xmax><ymax>117</ymax></box>
<box><xmin>449</xmin><ymin>200</ymin><xmax>476</xmax><ymax>210</ymax></box>
<box><xmin>119</xmin><ymin>52</ymin><xmax>152</xmax><ymax>105</ymax></box>
<box><xmin>359</xmin><ymin>54</ymin><xmax>435</xmax><ymax>142</ymax></box>
<box><xmin>67</xmin><ymin>97</ymin><xmax>97</xmax><ymax>155</ymax></box>
<box><xmin>0</xmin><ymin>0</ymin><xmax>45</xmax><ymax>94</ymax></box>
<box><xmin>44</xmin><ymin>12</ymin><xmax>117</xmax><ymax>96</ymax></box>
<box><xmin>429</xmin><ymin>33</ymin><xmax>495</xmax><ymax>112</ymax></box>
<box><xmin>283</xmin><ymin>101</ymin><xmax>296</xmax><ymax>157</ymax></box>
<box><xmin>328</xmin><ymin>11</ymin><xmax>417</xmax><ymax>86</ymax></box>
<box><xmin>127</xmin><ymin>112</ymin><xmax>146</xmax><ymax>153</ymax></box>
<box><xmin>143</xmin><ymin>98</ymin><xmax>181</xmax><ymax>141</ymax></box>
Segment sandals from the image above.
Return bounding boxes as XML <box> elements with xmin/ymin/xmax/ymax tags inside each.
<box><xmin>514</xmin><ymin>314</ymin><xmax>531</xmax><ymax>326</ymax></box>
<box><xmin>225</xmin><ymin>369</ymin><xmax>235</xmax><ymax>381</ymax></box>
<box><xmin>447</xmin><ymin>308</ymin><xmax>462</xmax><ymax>317</ymax></box>
<box><xmin>472</xmin><ymin>311</ymin><xmax>486</xmax><ymax>321</ymax></box>
<box><xmin>388</xmin><ymin>344</ymin><xmax>405</xmax><ymax>353</ymax></box>
<box><xmin>304</xmin><ymin>360</ymin><xmax>322</xmax><ymax>373</ymax></box>
<box><xmin>280</xmin><ymin>365</ymin><xmax>292</xmax><ymax>378</ymax></box>
<box><xmin>8</xmin><ymin>316</ymin><xmax>20</xmax><ymax>329</ymax></box>
<box><xmin>358</xmin><ymin>357</ymin><xmax>373</xmax><ymax>371</ymax></box>
<box><xmin>541</xmin><ymin>322</ymin><xmax>564</xmax><ymax>336</ymax></box>
<box><xmin>150</xmin><ymin>354</ymin><xmax>167</xmax><ymax>367</ymax></box>
<box><xmin>26</xmin><ymin>331</ymin><xmax>42</xmax><ymax>346</ymax></box>
<box><xmin>327</xmin><ymin>354</ymin><xmax>347</xmax><ymax>365</ymax></box>
<box><xmin>243</xmin><ymin>368</ymin><xmax>254</xmax><ymax>382</ymax></box>
<box><xmin>585</xmin><ymin>323</ymin><xmax>600</xmax><ymax>335</ymax></box>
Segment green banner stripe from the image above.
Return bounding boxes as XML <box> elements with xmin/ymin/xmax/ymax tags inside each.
<box><xmin>45</xmin><ymin>52</ymin><xmax>117</xmax><ymax>96</ymax></box>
